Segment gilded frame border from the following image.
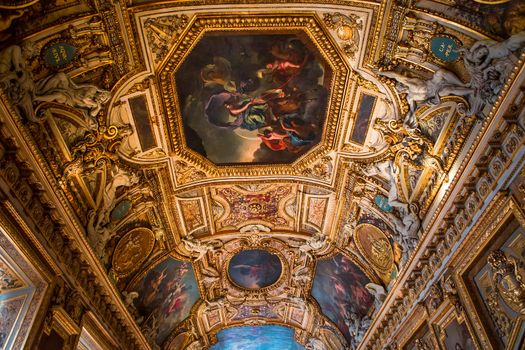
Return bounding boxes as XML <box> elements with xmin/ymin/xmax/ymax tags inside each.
<box><xmin>157</xmin><ymin>13</ymin><xmax>350</xmax><ymax>177</ymax></box>
<box><xmin>451</xmin><ymin>194</ymin><xmax>525</xmax><ymax>350</ymax></box>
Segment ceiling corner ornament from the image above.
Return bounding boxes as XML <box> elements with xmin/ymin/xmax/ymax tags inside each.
<box><xmin>180</xmin><ymin>234</ymin><xmax>222</xmax><ymax>262</ymax></box>
<box><xmin>302</xmin><ymin>155</ymin><xmax>334</xmax><ymax>181</ymax></box>
<box><xmin>289</xmin><ymin>232</ymin><xmax>332</xmax><ymax>261</ymax></box>
<box><xmin>144</xmin><ymin>14</ymin><xmax>189</xmax><ymax>66</ymax></box>
<box><xmin>323</xmin><ymin>12</ymin><xmax>363</xmax><ymax>59</ymax></box>
<box><xmin>173</xmin><ymin>160</ymin><xmax>206</xmax><ymax>186</ymax></box>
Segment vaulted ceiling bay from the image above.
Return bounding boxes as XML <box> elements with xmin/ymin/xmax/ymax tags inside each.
<box><xmin>0</xmin><ymin>0</ymin><xmax>524</xmax><ymax>349</ymax></box>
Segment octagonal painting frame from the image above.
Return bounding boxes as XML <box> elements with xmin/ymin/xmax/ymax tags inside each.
<box><xmin>159</xmin><ymin>13</ymin><xmax>350</xmax><ymax>177</ymax></box>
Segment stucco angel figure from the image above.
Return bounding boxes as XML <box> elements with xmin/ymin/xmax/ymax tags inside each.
<box><xmin>365</xmin><ymin>282</ymin><xmax>387</xmax><ymax>312</ymax></box>
<box><xmin>185</xmin><ymin>340</ymin><xmax>204</xmax><ymax>350</ymax></box>
<box><xmin>181</xmin><ymin>234</ymin><xmax>219</xmax><ymax>261</ymax></box>
<box><xmin>239</xmin><ymin>224</ymin><xmax>271</xmax><ymax>233</ymax></box>
<box><xmin>0</xmin><ymin>44</ymin><xmax>38</xmax><ymax>121</ymax></box>
<box><xmin>204</xmin><ymin>295</ymin><xmax>230</xmax><ymax>311</ymax></box>
<box><xmin>384</xmin><ymin>204</ymin><xmax>420</xmax><ymax>267</ymax></box>
<box><xmin>0</xmin><ymin>10</ymin><xmax>25</xmax><ymax>35</ymax></box>
<box><xmin>122</xmin><ymin>291</ymin><xmax>139</xmax><ymax>308</ymax></box>
<box><xmin>463</xmin><ymin>31</ymin><xmax>525</xmax><ymax>72</ymax></box>
<box><xmin>386</xmin><ymin>207</ymin><xmax>421</xmax><ymax>240</ymax></box>
<box><xmin>392</xmin><ymin>230</ymin><xmax>418</xmax><ymax>267</ymax></box>
<box><xmin>305</xmin><ymin>338</ymin><xmax>327</xmax><ymax>350</ymax></box>
<box><xmin>86</xmin><ymin>210</ymin><xmax>116</xmax><ymax>262</ymax></box>
<box><xmin>345</xmin><ymin>312</ymin><xmax>372</xmax><ymax>347</ymax></box>
<box><xmin>363</xmin><ymin>159</ymin><xmax>408</xmax><ymax>214</ymax></box>
<box><xmin>34</xmin><ymin>72</ymin><xmax>110</xmax><ymax>127</ymax></box>
<box><xmin>292</xmin><ymin>263</ymin><xmax>312</xmax><ymax>285</ymax></box>
<box><xmin>461</xmin><ymin>31</ymin><xmax>525</xmax><ymax>115</ymax></box>
<box><xmin>286</xmin><ymin>293</ymin><xmax>308</xmax><ymax>311</ymax></box>
<box><xmin>200</xmin><ymin>265</ymin><xmax>220</xmax><ymax>299</ymax></box>
<box><xmin>297</xmin><ymin>233</ymin><xmax>330</xmax><ymax>260</ymax></box>
<box><xmin>377</xmin><ymin>69</ymin><xmax>472</xmax><ymax>128</ymax></box>
<box><xmin>95</xmin><ymin>165</ymin><xmax>140</xmax><ymax>229</ymax></box>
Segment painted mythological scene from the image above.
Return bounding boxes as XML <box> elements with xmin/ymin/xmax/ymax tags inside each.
<box><xmin>130</xmin><ymin>257</ymin><xmax>199</xmax><ymax>347</ymax></box>
<box><xmin>312</xmin><ymin>253</ymin><xmax>374</xmax><ymax>346</ymax></box>
<box><xmin>176</xmin><ymin>34</ymin><xmax>329</xmax><ymax>165</ymax></box>
<box><xmin>228</xmin><ymin>249</ymin><xmax>282</xmax><ymax>289</ymax></box>
<box><xmin>209</xmin><ymin>325</ymin><xmax>305</xmax><ymax>350</ymax></box>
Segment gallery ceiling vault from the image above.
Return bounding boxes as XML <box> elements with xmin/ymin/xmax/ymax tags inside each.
<box><xmin>0</xmin><ymin>0</ymin><xmax>524</xmax><ymax>349</ymax></box>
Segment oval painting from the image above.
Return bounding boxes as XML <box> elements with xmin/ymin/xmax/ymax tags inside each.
<box><xmin>228</xmin><ymin>249</ymin><xmax>282</xmax><ymax>289</ymax></box>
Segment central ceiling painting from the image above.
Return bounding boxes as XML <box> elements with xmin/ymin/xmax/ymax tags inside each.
<box><xmin>175</xmin><ymin>33</ymin><xmax>330</xmax><ymax>165</ymax></box>
<box><xmin>208</xmin><ymin>325</ymin><xmax>305</xmax><ymax>350</ymax></box>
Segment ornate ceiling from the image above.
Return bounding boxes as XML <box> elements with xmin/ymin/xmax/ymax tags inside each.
<box><xmin>0</xmin><ymin>0</ymin><xmax>524</xmax><ymax>349</ymax></box>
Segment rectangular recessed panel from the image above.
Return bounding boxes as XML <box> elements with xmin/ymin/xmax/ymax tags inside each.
<box><xmin>128</xmin><ymin>95</ymin><xmax>156</xmax><ymax>152</ymax></box>
<box><xmin>351</xmin><ymin>93</ymin><xmax>376</xmax><ymax>144</ymax></box>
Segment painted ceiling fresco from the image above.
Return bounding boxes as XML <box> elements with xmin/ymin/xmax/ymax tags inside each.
<box><xmin>176</xmin><ymin>33</ymin><xmax>329</xmax><ymax>165</ymax></box>
<box><xmin>0</xmin><ymin>0</ymin><xmax>524</xmax><ymax>349</ymax></box>
<box><xmin>312</xmin><ymin>253</ymin><xmax>375</xmax><ymax>346</ymax></box>
<box><xmin>130</xmin><ymin>257</ymin><xmax>200</xmax><ymax>347</ymax></box>
<box><xmin>228</xmin><ymin>249</ymin><xmax>282</xmax><ymax>289</ymax></box>
<box><xmin>209</xmin><ymin>325</ymin><xmax>305</xmax><ymax>350</ymax></box>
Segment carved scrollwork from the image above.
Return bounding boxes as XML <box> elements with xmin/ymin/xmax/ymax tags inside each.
<box><xmin>488</xmin><ymin>249</ymin><xmax>525</xmax><ymax>314</ymax></box>
<box><xmin>323</xmin><ymin>12</ymin><xmax>362</xmax><ymax>59</ymax></box>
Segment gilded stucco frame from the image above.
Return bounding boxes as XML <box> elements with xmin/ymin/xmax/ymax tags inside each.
<box><xmin>395</xmin><ymin>304</ymin><xmax>440</xmax><ymax>349</ymax></box>
<box><xmin>157</xmin><ymin>13</ymin><xmax>350</xmax><ymax>177</ymax></box>
<box><xmin>428</xmin><ymin>297</ymin><xmax>481</xmax><ymax>350</ymax></box>
<box><xmin>451</xmin><ymin>194</ymin><xmax>525</xmax><ymax>350</ymax></box>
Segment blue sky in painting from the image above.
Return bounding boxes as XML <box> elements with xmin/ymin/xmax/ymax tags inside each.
<box><xmin>209</xmin><ymin>325</ymin><xmax>305</xmax><ymax>350</ymax></box>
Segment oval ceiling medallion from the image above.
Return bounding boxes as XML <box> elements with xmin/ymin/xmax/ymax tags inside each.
<box><xmin>112</xmin><ymin>227</ymin><xmax>155</xmax><ymax>277</ymax></box>
<box><xmin>228</xmin><ymin>249</ymin><xmax>282</xmax><ymax>289</ymax></box>
<box><xmin>354</xmin><ymin>223</ymin><xmax>394</xmax><ymax>275</ymax></box>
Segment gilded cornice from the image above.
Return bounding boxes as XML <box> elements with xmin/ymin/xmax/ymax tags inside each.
<box><xmin>0</xmin><ymin>94</ymin><xmax>150</xmax><ymax>349</ymax></box>
<box><xmin>359</xmin><ymin>55</ymin><xmax>525</xmax><ymax>349</ymax></box>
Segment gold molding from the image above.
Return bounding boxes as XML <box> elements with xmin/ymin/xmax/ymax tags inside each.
<box><xmin>157</xmin><ymin>13</ymin><xmax>350</xmax><ymax>177</ymax></box>
<box><xmin>452</xmin><ymin>195</ymin><xmax>525</xmax><ymax>350</ymax></box>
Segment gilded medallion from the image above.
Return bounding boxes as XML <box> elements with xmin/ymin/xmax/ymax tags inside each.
<box><xmin>112</xmin><ymin>228</ymin><xmax>155</xmax><ymax>277</ymax></box>
<box><xmin>355</xmin><ymin>224</ymin><xmax>394</xmax><ymax>274</ymax></box>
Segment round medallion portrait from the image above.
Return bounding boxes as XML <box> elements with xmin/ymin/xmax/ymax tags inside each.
<box><xmin>228</xmin><ymin>249</ymin><xmax>282</xmax><ymax>289</ymax></box>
